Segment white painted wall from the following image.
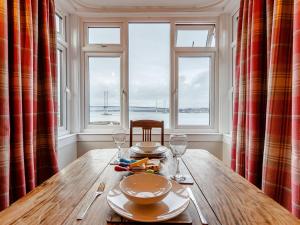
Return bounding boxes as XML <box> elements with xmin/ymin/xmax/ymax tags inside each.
<box><xmin>57</xmin><ymin>134</ymin><xmax>77</xmax><ymax>170</ymax></box>
<box><xmin>222</xmin><ymin>134</ymin><xmax>232</xmax><ymax>167</ymax></box>
<box><xmin>77</xmin><ymin>133</ymin><xmax>223</xmax><ymax>159</ymax></box>
<box><xmin>57</xmin><ymin>133</ymin><xmax>232</xmax><ymax>170</ymax></box>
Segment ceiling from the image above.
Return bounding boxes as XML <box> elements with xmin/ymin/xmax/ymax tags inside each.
<box><xmin>71</xmin><ymin>0</ymin><xmax>225</xmax><ymax>8</ymax></box>
<box><xmin>63</xmin><ymin>0</ymin><xmax>238</xmax><ymax>14</ymax></box>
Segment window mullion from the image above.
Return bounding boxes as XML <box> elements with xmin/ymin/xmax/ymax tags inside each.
<box><xmin>170</xmin><ymin>21</ymin><xmax>176</xmax><ymax>129</ymax></box>
<box><xmin>122</xmin><ymin>21</ymin><xmax>129</xmax><ymax>129</ymax></box>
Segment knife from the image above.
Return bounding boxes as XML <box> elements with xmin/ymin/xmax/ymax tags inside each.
<box><xmin>187</xmin><ymin>187</ymin><xmax>208</xmax><ymax>225</ymax></box>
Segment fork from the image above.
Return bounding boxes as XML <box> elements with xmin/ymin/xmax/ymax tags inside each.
<box><xmin>77</xmin><ymin>182</ymin><xmax>105</xmax><ymax>220</ymax></box>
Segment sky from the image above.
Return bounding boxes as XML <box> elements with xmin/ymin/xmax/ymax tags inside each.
<box><xmin>89</xmin><ymin>23</ymin><xmax>210</xmax><ymax>109</ymax></box>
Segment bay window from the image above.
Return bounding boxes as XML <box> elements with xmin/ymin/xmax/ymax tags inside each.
<box><xmin>175</xmin><ymin>25</ymin><xmax>215</xmax><ymax>48</ymax></box>
<box><xmin>177</xmin><ymin>55</ymin><xmax>212</xmax><ymax>127</ymax></box>
<box><xmin>56</xmin><ymin>11</ymin><xmax>69</xmax><ymax>134</ymax></box>
<box><xmin>88</xmin><ymin>56</ymin><xmax>121</xmax><ymax>125</ymax></box>
<box><xmin>88</xmin><ymin>27</ymin><xmax>121</xmax><ymax>45</ymax></box>
<box><xmin>82</xmin><ymin>21</ymin><xmax>217</xmax><ymax>131</ymax></box>
<box><xmin>174</xmin><ymin>24</ymin><xmax>216</xmax><ymax>128</ymax></box>
<box><xmin>129</xmin><ymin>23</ymin><xmax>170</xmax><ymax>127</ymax></box>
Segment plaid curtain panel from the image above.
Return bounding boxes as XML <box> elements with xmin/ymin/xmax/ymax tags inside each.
<box><xmin>0</xmin><ymin>0</ymin><xmax>58</xmax><ymax>210</ymax></box>
<box><xmin>232</xmin><ymin>0</ymin><xmax>300</xmax><ymax>218</ymax></box>
<box><xmin>292</xmin><ymin>0</ymin><xmax>300</xmax><ymax>217</ymax></box>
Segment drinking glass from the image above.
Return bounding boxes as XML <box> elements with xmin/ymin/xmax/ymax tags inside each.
<box><xmin>112</xmin><ymin>129</ymin><xmax>126</xmax><ymax>161</ymax></box>
<box><xmin>169</xmin><ymin>134</ymin><xmax>188</xmax><ymax>181</ymax></box>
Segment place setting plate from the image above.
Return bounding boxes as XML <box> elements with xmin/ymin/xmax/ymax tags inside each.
<box><xmin>106</xmin><ymin>174</ymin><xmax>190</xmax><ymax>223</ymax></box>
<box><xmin>130</xmin><ymin>142</ymin><xmax>168</xmax><ymax>157</ymax></box>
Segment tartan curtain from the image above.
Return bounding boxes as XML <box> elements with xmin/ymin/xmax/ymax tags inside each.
<box><xmin>0</xmin><ymin>0</ymin><xmax>58</xmax><ymax>210</ymax></box>
<box><xmin>232</xmin><ymin>0</ymin><xmax>300</xmax><ymax>217</ymax></box>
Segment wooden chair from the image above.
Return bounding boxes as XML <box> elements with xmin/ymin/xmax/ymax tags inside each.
<box><xmin>129</xmin><ymin>120</ymin><xmax>164</xmax><ymax>147</ymax></box>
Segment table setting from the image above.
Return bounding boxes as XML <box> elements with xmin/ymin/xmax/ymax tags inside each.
<box><xmin>1</xmin><ymin>142</ymin><xmax>298</xmax><ymax>224</ymax></box>
<box><xmin>76</xmin><ymin>130</ymin><xmax>208</xmax><ymax>224</ymax></box>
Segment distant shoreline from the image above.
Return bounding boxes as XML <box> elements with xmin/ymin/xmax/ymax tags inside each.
<box><xmin>89</xmin><ymin>106</ymin><xmax>209</xmax><ymax>113</ymax></box>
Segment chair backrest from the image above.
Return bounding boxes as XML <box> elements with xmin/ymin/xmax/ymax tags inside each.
<box><xmin>129</xmin><ymin>120</ymin><xmax>164</xmax><ymax>147</ymax></box>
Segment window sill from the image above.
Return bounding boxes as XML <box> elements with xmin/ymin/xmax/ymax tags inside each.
<box><xmin>57</xmin><ymin>132</ymin><xmax>228</xmax><ymax>143</ymax></box>
<box><xmin>223</xmin><ymin>133</ymin><xmax>232</xmax><ymax>144</ymax></box>
<box><xmin>77</xmin><ymin>132</ymin><xmax>223</xmax><ymax>142</ymax></box>
<box><xmin>58</xmin><ymin>133</ymin><xmax>77</xmax><ymax>149</ymax></box>
<box><xmin>82</xmin><ymin>127</ymin><xmax>219</xmax><ymax>134</ymax></box>
<box><xmin>58</xmin><ymin>127</ymin><xmax>70</xmax><ymax>137</ymax></box>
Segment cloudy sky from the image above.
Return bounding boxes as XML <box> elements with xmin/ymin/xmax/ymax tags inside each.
<box><xmin>89</xmin><ymin>23</ymin><xmax>210</xmax><ymax>109</ymax></box>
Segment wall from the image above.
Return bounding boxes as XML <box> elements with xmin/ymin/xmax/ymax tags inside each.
<box><xmin>57</xmin><ymin>134</ymin><xmax>77</xmax><ymax>170</ymax></box>
<box><xmin>57</xmin><ymin>133</ymin><xmax>232</xmax><ymax>169</ymax></box>
<box><xmin>77</xmin><ymin>133</ymin><xmax>223</xmax><ymax>159</ymax></box>
<box><xmin>222</xmin><ymin>134</ymin><xmax>232</xmax><ymax>167</ymax></box>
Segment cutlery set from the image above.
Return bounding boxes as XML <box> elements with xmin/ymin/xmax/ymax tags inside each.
<box><xmin>77</xmin><ymin>142</ymin><xmax>208</xmax><ymax>224</ymax></box>
<box><xmin>77</xmin><ymin>182</ymin><xmax>106</xmax><ymax>220</ymax></box>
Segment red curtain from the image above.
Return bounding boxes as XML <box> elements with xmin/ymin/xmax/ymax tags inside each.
<box><xmin>292</xmin><ymin>0</ymin><xmax>300</xmax><ymax>218</ymax></box>
<box><xmin>0</xmin><ymin>0</ymin><xmax>58</xmax><ymax>210</ymax></box>
<box><xmin>232</xmin><ymin>0</ymin><xmax>300</xmax><ymax>218</ymax></box>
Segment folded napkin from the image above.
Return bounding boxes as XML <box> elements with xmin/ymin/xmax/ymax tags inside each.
<box><xmin>174</xmin><ymin>175</ymin><xmax>194</xmax><ymax>185</ymax></box>
<box><xmin>114</xmin><ymin>158</ymin><xmax>161</xmax><ymax>173</ymax></box>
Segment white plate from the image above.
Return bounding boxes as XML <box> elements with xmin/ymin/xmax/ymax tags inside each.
<box><xmin>130</xmin><ymin>146</ymin><xmax>168</xmax><ymax>155</ymax></box>
<box><xmin>107</xmin><ymin>181</ymin><xmax>190</xmax><ymax>222</ymax></box>
<box><xmin>136</xmin><ymin>142</ymin><xmax>161</xmax><ymax>153</ymax></box>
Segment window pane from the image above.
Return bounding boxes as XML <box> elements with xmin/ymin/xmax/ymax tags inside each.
<box><xmin>211</xmin><ymin>33</ymin><xmax>216</xmax><ymax>47</ymax></box>
<box><xmin>56</xmin><ymin>14</ymin><xmax>62</xmax><ymax>34</ymax></box>
<box><xmin>176</xmin><ymin>29</ymin><xmax>208</xmax><ymax>47</ymax></box>
<box><xmin>88</xmin><ymin>27</ymin><xmax>120</xmax><ymax>44</ymax></box>
<box><xmin>178</xmin><ymin>57</ymin><xmax>210</xmax><ymax>126</ymax></box>
<box><xmin>129</xmin><ymin>23</ymin><xmax>170</xmax><ymax>127</ymax></box>
<box><xmin>89</xmin><ymin>57</ymin><xmax>120</xmax><ymax>125</ymax></box>
<box><xmin>56</xmin><ymin>49</ymin><xmax>63</xmax><ymax>127</ymax></box>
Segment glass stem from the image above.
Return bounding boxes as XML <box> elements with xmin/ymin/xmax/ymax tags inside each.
<box><xmin>117</xmin><ymin>146</ymin><xmax>121</xmax><ymax>159</ymax></box>
<box><xmin>175</xmin><ymin>157</ymin><xmax>180</xmax><ymax>178</ymax></box>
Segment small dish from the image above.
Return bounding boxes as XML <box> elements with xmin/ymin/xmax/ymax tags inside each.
<box><xmin>119</xmin><ymin>173</ymin><xmax>172</xmax><ymax>205</ymax></box>
<box><xmin>135</xmin><ymin>142</ymin><xmax>161</xmax><ymax>153</ymax></box>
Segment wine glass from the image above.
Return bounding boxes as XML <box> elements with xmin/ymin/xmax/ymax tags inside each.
<box><xmin>169</xmin><ymin>134</ymin><xmax>188</xmax><ymax>181</ymax></box>
<box><xmin>112</xmin><ymin>129</ymin><xmax>126</xmax><ymax>162</ymax></box>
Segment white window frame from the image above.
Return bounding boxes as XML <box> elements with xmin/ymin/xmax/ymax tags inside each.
<box><xmin>174</xmin><ymin>52</ymin><xmax>216</xmax><ymax>129</ymax></box>
<box><xmin>83</xmin><ymin>22</ymin><xmax>124</xmax><ymax>52</ymax></box>
<box><xmin>83</xmin><ymin>52</ymin><xmax>125</xmax><ymax>129</ymax></box>
<box><xmin>229</xmin><ymin>10</ymin><xmax>239</xmax><ymax>134</ymax></box>
<box><xmin>57</xmin><ymin>44</ymin><xmax>67</xmax><ymax>128</ymax></box>
<box><xmin>172</xmin><ymin>23</ymin><xmax>218</xmax><ymax>131</ymax></box>
<box><xmin>82</xmin><ymin>22</ymin><xmax>126</xmax><ymax>131</ymax></box>
<box><xmin>56</xmin><ymin>10</ymin><xmax>69</xmax><ymax>136</ymax></box>
<box><xmin>81</xmin><ymin>18</ymin><xmax>219</xmax><ymax>133</ymax></box>
<box><xmin>56</xmin><ymin>12</ymin><xmax>67</xmax><ymax>43</ymax></box>
<box><xmin>175</xmin><ymin>24</ymin><xmax>216</xmax><ymax>48</ymax></box>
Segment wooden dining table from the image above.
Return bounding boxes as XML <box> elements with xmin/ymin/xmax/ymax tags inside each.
<box><xmin>0</xmin><ymin>149</ymin><xmax>299</xmax><ymax>225</ymax></box>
